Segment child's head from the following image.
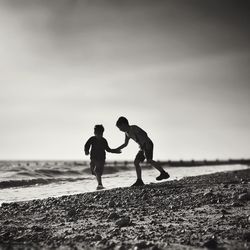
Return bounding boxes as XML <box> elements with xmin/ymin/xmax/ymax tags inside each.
<box><xmin>116</xmin><ymin>116</ymin><xmax>129</xmax><ymax>132</ymax></box>
<box><xmin>94</xmin><ymin>124</ymin><xmax>104</xmax><ymax>137</ymax></box>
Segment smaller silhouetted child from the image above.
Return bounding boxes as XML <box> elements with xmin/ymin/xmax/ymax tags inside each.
<box><xmin>116</xmin><ymin>116</ymin><xmax>170</xmax><ymax>186</ymax></box>
<box><xmin>84</xmin><ymin>125</ymin><xmax>121</xmax><ymax>190</ymax></box>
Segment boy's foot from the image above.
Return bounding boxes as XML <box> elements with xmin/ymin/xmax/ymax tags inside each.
<box><xmin>131</xmin><ymin>179</ymin><xmax>145</xmax><ymax>187</ymax></box>
<box><xmin>156</xmin><ymin>171</ymin><xmax>170</xmax><ymax>181</ymax></box>
<box><xmin>96</xmin><ymin>185</ymin><xmax>105</xmax><ymax>190</ymax></box>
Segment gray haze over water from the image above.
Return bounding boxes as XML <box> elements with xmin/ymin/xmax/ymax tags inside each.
<box><xmin>0</xmin><ymin>0</ymin><xmax>249</xmax><ymax>160</ymax></box>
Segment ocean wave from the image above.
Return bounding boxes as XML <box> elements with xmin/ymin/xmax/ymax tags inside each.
<box><xmin>34</xmin><ymin>169</ymin><xmax>82</xmax><ymax>177</ymax></box>
<box><xmin>0</xmin><ymin>177</ymin><xmax>91</xmax><ymax>189</ymax></box>
<box><xmin>0</xmin><ymin>164</ymin><xmax>135</xmax><ymax>189</ymax></box>
<box><xmin>81</xmin><ymin>165</ymin><xmax>132</xmax><ymax>174</ymax></box>
<box><xmin>16</xmin><ymin>171</ymin><xmax>36</xmax><ymax>177</ymax></box>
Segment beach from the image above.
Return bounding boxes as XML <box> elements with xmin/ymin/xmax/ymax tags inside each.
<box><xmin>0</xmin><ymin>168</ymin><xmax>250</xmax><ymax>250</ymax></box>
<box><xmin>1</xmin><ymin>161</ymin><xmax>248</xmax><ymax>204</ymax></box>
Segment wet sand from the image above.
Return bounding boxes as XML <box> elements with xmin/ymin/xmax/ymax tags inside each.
<box><xmin>0</xmin><ymin>168</ymin><xmax>250</xmax><ymax>250</ymax></box>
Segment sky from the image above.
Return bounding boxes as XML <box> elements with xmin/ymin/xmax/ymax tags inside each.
<box><xmin>0</xmin><ymin>0</ymin><xmax>250</xmax><ymax>160</ymax></box>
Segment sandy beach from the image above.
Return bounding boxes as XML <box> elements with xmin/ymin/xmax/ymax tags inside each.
<box><xmin>0</xmin><ymin>168</ymin><xmax>250</xmax><ymax>250</ymax></box>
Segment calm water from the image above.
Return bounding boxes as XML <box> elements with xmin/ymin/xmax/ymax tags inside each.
<box><xmin>0</xmin><ymin>161</ymin><xmax>248</xmax><ymax>205</ymax></box>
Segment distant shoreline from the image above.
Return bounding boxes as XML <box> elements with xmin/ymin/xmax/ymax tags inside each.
<box><xmin>1</xmin><ymin>159</ymin><xmax>249</xmax><ymax>167</ymax></box>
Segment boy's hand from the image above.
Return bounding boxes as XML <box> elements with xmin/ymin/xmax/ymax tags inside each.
<box><xmin>85</xmin><ymin>151</ymin><xmax>89</xmax><ymax>156</ymax></box>
<box><xmin>113</xmin><ymin>149</ymin><xmax>121</xmax><ymax>154</ymax></box>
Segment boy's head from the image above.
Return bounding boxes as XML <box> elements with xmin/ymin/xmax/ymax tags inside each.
<box><xmin>116</xmin><ymin>116</ymin><xmax>130</xmax><ymax>132</ymax></box>
<box><xmin>94</xmin><ymin>124</ymin><xmax>104</xmax><ymax>137</ymax></box>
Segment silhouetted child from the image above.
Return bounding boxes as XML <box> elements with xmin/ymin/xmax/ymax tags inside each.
<box><xmin>116</xmin><ymin>116</ymin><xmax>169</xmax><ymax>186</ymax></box>
<box><xmin>85</xmin><ymin>125</ymin><xmax>121</xmax><ymax>190</ymax></box>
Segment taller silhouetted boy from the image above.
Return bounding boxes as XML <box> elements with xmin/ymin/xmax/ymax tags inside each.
<box><xmin>116</xmin><ymin>117</ymin><xmax>169</xmax><ymax>186</ymax></box>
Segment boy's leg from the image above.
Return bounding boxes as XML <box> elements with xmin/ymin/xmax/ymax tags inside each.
<box><xmin>148</xmin><ymin>160</ymin><xmax>170</xmax><ymax>180</ymax></box>
<box><xmin>148</xmin><ymin>159</ymin><xmax>164</xmax><ymax>172</ymax></box>
<box><xmin>95</xmin><ymin>161</ymin><xmax>104</xmax><ymax>187</ymax></box>
<box><xmin>145</xmin><ymin>141</ymin><xmax>170</xmax><ymax>181</ymax></box>
<box><xmin>96</xmin><ymin>173</ymin><xmax>102</xmax><ymax>186</ymax></box>
<box><xmin>134</xmin><ymin>150</ymin><xmax>145</xmax><ymax>179</ymax></box>
<box><xmin>134</xmin><ymin>159</ymin><xmax>142</xmax><ymax>180</ymax></box>
<box><xmin>131</xmin><ymin>151</ymin><xmax>145</xmax><ymax>186</ymax></box>
<box><xmin>90</xmin><ymin>161</ymin><xmax>95</xmax><ymax>175</ymax></box>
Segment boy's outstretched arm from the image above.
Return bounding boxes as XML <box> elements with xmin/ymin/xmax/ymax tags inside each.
<box><xmin>105</xmin><ymin>140</ymin><xmax>121</xmax><ymax>154</ymax></box>
<box><xmin>116</xmin><ymin>135</ymin><xmax>130</xmax><ymax>151</ymax></box>
<box><xmin>84</xmin><ymin>137</ymin><xmax>92</xmax><ymax>155</ymax></box>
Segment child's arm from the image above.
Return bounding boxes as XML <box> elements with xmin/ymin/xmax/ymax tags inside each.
<box><xmin>116</xmin><ymin>135</ymin><xmax>130</xmax><ymax>151</ymax></box>
<box><xmin>84</xmin><ymin>137</ymin><xmax>93</xmax><ymax>155</ymax></box>
<box><xmin>107</xmin><ymin>148</ymin><xmax>121</xmax><ymax>154</ymax></box>
<box><xmin>105</xmin><ymin>139</ymin><xmax>121</xmax><ymax>154</ymax></box>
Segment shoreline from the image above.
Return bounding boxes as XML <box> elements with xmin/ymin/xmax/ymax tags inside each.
<box><xmin>0</xmin><ymin>168</ymin><xmax>250</xmax><ymax>249</ymax></box>
<box><xmin>1</xmin><ymin>164</ymin><xmax>248</xmax><ymax>205</ymax></box>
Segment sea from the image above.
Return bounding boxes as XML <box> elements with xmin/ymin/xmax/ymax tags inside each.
<box><xmin>0</xmin><ymin>161</ymin><xmax>249</xmax><ymax>205</ymax></box>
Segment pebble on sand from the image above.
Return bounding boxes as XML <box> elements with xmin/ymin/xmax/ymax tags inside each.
<box><xmin>238</xmin><ymin>192</ymin><xmax>250</xmax><ymax>201</ymax></box>
<box><xmin>115</xmin><ymin>216</ymin><xmax>130</xmax><ymax>227</ymax></box>
<box><xmin>203</xmin><ymin>238</ymin><xmax>218</xmax><ymax>249</ymax></box>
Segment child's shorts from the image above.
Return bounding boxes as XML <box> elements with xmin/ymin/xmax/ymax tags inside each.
<box><xmin>90</xmin><ymin>160</ymin><xmax>105</xmax><ymax>176</ymax></box>
<box><xmin>135</xmin><ymin>140</ymin><xmax>154</xmax><ymax>163</ymax></box>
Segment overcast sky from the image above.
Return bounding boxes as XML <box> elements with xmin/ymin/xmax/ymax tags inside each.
<box><xmin>0</xmin><ymin>0</ymin><xmax>249</xmax><ymax>160</ymax></box>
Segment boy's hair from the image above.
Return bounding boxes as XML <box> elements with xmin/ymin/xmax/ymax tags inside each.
<box><xmin>116</xmin><ymin>116</ymin><xmax>129</xmax><ymax>127</ymax></box>
<box><xmin>94</xmin><ymin>124</ymin><xmax>104</xmax><ymax>134</ymax></box>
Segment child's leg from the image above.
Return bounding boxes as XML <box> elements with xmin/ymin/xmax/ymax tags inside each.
<box><xmin>96</xmin><ymin>173</ymin><xmax>102</xmax><ymax>186</ymax></box>
<box><xmin>148</xmin><ymin>159</ymin><xmax>165</xmax><ymax>173</ymax></box>
<box><xmin>134</xmin><ymin>159</ymin><xmax>142</xmax><ymax>180</ymax></box>
<box><xmin>147</xmin><ymin>159</ymin><xmax>170</xmax><ymax>181</ymax></box>
<box><xmin>131</xmin><ymin>151</ymin><xmax>145</xmax><ymax>186</ymax></box>
<box><xmin>95</xmin><ymin>161</ymin><xmax>104</xmax><ymax>186</ymax></box>
<box><xmin>90</xmin><ymin>161</ymin><xmax>95</xmax><ymax>175</ymax></box>
<box><xmin>145</xmin><ymin>141</ymin><xmax>169</xmax><ymax>180</ymax></box>
<box><xmin>144</xmin><ymin>141</ymin><xmax>162</xmax><ymax>172</ymax></box>
<box><xmin>134</xmin><ymin>150</ymin><xmax>145</xmax><ymax>180</ymax></box>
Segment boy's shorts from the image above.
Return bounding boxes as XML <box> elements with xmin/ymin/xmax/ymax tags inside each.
<box><xmin>90</xmin><ymin>160</ymin><xmax>105</xmax><ymax>176</ymax></box>
<box><xmin>135</xmin><ymin>140</ymin><xmax>154</xmax><ymax>163</ymax></box>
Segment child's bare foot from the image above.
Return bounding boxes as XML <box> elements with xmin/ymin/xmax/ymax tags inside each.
<box><xmin>96</xmin><ymin>184</ymin><xmax>105</xmax><ymax>190</ymax></box>
<box><xmin>156</xmin><ymin>171</ymin><xmax>170</xmax><ymax>181</ymax></box>
<box><xmin>131</xmin><ymin>179</ymin><xmax>144</xmax><ymax>187</ymax></box>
